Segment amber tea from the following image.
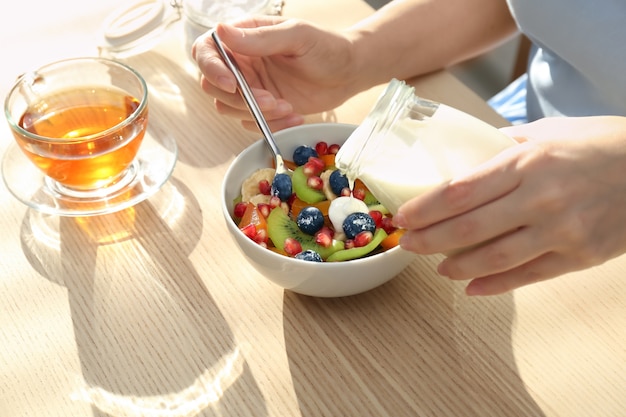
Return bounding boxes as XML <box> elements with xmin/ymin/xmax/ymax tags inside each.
<box><xmin>5</xmin><ymin>57</ymin><xmax>149</xmax><ymax>197</ymax></box>
<box><xmin>13</xmin><ymin>87</ymin><xmax>147</xmax><ymax>190</ymax></box>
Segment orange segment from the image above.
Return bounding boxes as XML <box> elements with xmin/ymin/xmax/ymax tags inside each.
<box><xmin>380</xmin><ymin>228</ymin><xmax>406</xmax><ymax>250</ymax></box>
<box><xmin>284</xmin><ymin>159</ymin><xmax>298</xmax><ymax>171</ymax></box>
<box><xmin>270</xmin><ymin>158</ymin><xmax>298</xmax><ymax>171</ymax></box>
<box><xmin>319</xmin><ymin>154</ymin><xmax>335</xmax><ymax>168</ymax></box>
<box><xmin>238</xmin><ymin>202</ymin><xmax>268</xmax><ymax>233</ymax></box>
<box><xmin>353</xmin><ymin>178</ymin><xmax>370</xmax><ymax>194</ymax></box>
<box><xmin>291</xmin><ymin>196</ymin><xmax>331</xmax><ymax>219</ymax></box>
<box><xmin>268</xmin><ymin>246</ymin><xmax>287</xmax><ymax>256</ymax></box>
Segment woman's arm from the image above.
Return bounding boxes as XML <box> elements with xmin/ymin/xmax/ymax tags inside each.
<box><xmin>346</xmin><ymin>0</ymin><xmax>518</xmax><ymax>92</ymax></box>
<box><xmin>192</xmin><ymin>0</ymin><xmax>518</xmax><ymax>131</ymax></box>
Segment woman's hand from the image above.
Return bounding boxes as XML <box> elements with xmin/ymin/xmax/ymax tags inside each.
<box><xmin>192</xmin><ymin>18</ymin><xmax>360</xmax><ymax>132</ymax></box>
<box><xmin>394</xmin><ymin>116</ymin><xmax>626</xmax><ymax>295</ymax></box>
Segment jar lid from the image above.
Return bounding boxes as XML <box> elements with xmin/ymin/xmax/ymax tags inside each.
<box><xmin>98</xmin><ymin>0</ymin><xmax>182</xmax><ymax>58</ymax></box>
<box><xmin>185</xmin><ymin>0</ymin><xmax>272</xmax><ymax>28</ymax></box>
<box><xmin>97</xmin><ymin>0</ymin><xmax>284</xmax><ymax>59</ymax></box>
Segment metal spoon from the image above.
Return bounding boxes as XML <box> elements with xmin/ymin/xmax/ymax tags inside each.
<box><xmin>211</xmin><ymin>30</ymin><xmax>292</xmax><ymax>200</ymax></box>
<box><xmin>211</xmin><ymin>30</ymin><xmax>287</xmax><ymax>168</ymax></box>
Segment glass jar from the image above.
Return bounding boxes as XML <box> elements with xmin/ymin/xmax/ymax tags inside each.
<box><xmin>98</xmin><ymin>0</ymin><xmax>285</xmax><ymax>60</ymax></box>
<box><xmin>182</xmin><ymin>0</ymin><xmax>285</xmax><ymax>61</ymax></box>
<box><xmin>335</xmin><ymin>78</ymin><xmax>517</xmax><ymax>214</ymax></box>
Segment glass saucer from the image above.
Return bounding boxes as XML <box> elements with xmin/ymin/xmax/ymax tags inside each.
<box><xmin>2</xmin><ymin>128</ymin><xmax>178</xmax><ymax>217</ymax></box>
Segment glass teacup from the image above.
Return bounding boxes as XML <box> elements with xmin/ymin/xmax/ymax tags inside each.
<box><xmin>5</xmin><ymin>57</ymin><xmax>148</xmax><ymax>198</ymax></box>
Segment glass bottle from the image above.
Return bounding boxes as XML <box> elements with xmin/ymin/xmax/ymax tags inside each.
<box><xmin>182</xmin><ymin>0</ymin><xmax>285</xmax><ymax>61</ymax></box>
<box><xmin>98</xmin><ymin>0</ymin><xmax>285</xmax><ymax>60</ymax></box>
<box><xmin>335</xmin><ymin>78</ymin><xmax>517</xmax><ymax>214</ymax></box>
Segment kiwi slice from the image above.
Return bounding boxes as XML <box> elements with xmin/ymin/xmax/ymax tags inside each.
<box><xmin>326</xmin><ymin>228</ymin><xmax>388</xmax><ymax>262</ymax></box>
<box><xmin>363</xmin><ymin>190</ymin><xmax>379</xmax><ymax>205</ymax></box>
<box><xmin>366</xmin><ymin>202</ymin><xmax>390</xmax><ymax>215</ymax></box>
<box><xmin>292</xmin><ymin>166</ymin><xmax>326</xmax><ymax>204</ymax></box>
<box><xmin>267</xmin><ymin>207</ymin><xmax>344</xmax><ymax>259</ymax></box>
<box><xmin>360</xmin><ymin>191</ymin><xmax>389</xmax><ymax>214</ymax></box>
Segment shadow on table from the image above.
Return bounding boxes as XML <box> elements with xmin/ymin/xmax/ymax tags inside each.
<box><xmin>19</xmin><ymin>177</ymin><xmax>267</xmax><ymax>417</ymax></box>
<box><xmin>121</xmin><ymin>48</ymin><xmax>261</xmax><ymax>170</ymax></box>
<box><xmin>282</xmin><ymin>259</ymin><xmax>546</xmax><ymax>417</ymax></box>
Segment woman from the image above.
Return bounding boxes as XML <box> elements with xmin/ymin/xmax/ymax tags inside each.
<box><xmin>193</xmin><ymin>0</ymin><xmax>626</xmax><ymax>295</ymax></box>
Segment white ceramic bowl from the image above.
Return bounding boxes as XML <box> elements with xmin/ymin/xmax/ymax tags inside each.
<box><xmin>222</xmin><ymin>123</ymin><xmax>416</xmax><ymax>297</ymax></box>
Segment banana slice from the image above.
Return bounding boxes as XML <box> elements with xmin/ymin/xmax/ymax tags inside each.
<box><xmin>241</xmin><ymin>168</ymin><xmax>275</xmax><ymax>202</ymax></box>
<box><xmin>320</xmin><ymin>169</ymin><xmax>338</xmax><ymax>201</ymax></box>
<box><xmin>249</xmin><ymin>194</ymin><xmax>271</xmax><ymax>206</ymax></box>
<box><xmin>249</xmin><ymin>193</ymin><xmax>290</xmax><ymax>215</ymax></box>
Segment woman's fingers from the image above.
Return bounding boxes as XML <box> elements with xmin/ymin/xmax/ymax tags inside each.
<box><xmin>435</xmin><ymin>223</ymin><xmax>547</xmax><ymax>280</ymax></box>
<box><xmin>201</xmin><ymin>72</ymin><xmax>302</xmax><ymax>129</ymax></box>
<box><xmin>463</xmin><ymin>251</ymin><xmax>584</xmax><ymax>296</ymax></box>
<box><xmin>240</xmin><ymin>113</ymin><xmax>306</xmax><ymax>132</ymax></box>
<box><xmin>395</xmin><ymin>144</ymin><xmax>523</xmax><ymax>232</ymax></box>
<box><xmin>398</xmin><ymin>183</ymin><xmax>528</xmax><ymax>255</ymax></box>
<box><xmin>200</xmin><ymin>75</ymin><xmax>274</xmax><ymax>111</ymax></box>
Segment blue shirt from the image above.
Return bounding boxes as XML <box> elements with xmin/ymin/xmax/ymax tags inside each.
<box><xmin>506</xmin><ymin>0</ymin><xmax>626</xmax><ymax>120</ymax></box>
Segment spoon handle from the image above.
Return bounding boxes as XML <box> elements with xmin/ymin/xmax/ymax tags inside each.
<box><xmin>211</xmin><ymin>30</ymin><xmax>284</xmax><ymax>166</ymax></box>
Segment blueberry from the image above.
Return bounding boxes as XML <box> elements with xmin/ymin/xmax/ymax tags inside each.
<box><xmin>329</xmin><ymin>169</ymin><xmax>349</xmax><ymax>195</ymax></box>
<box><xmin>293</xmin><ymin>145</ymin><xmax>318</xmax><ymax>166</ymax></box>
<box><xmin>296</xmin><ymin>206</ymin><xmax>325</xmax><ymax>235</ymax></box>
<box><xmin>342</xmin><ymin>212</ymin><xmax>376</xmax><ymax>239</ymax></box>
<box><xmin>295</xmin><ymin>249</ymin><xmax>323</xmax><ymax>262</ymax></box>
<box><xmin>271</xmin><ymin>173</ymin><xmax>292</xmax><ymax>201</ymax></box>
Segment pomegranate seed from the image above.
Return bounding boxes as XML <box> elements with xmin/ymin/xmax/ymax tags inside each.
<box><xmin>258</xmin><ymin>179</ymin><xmax>271</xmax><ymax>195</ymax></box>
<box><xmin>344</xmin><ymin>239</ymin><xmax>355</xmax><ymax>250</ymax></box>
<box><xmin>369</xmin><ymin>210</ymin><xmax>384</xmax><ymax>228</ymax></box>
<box><xmin>340</xmin><ymin>187</ymin><xmax>351</xmax><ymax>197</ymax></box>
<box><xmin>315</xmin><ymin>228</ymin><xmax>333</xmax><ymax>247</ymax></box>
<box><xmin>253</xmin><ymin>228</ymin><xmax>268</xmax><ymax>244</ymax></box>
<box><xmin>257</xmin><ymin>203</ymin><xmax>271</xmax><ymax>218</ymax></box>
<box><xmin>303</xmin><ymin>157</ymin><xmax>325</xmax><ymax>176</ymax></box>
<box><xmin>307</xmin><ymin>175</ymin><xmax>324</xmax><ymax>190</ymax></box>
<box><xmin>284</xmin><ymin>238</ymin><xmax>303</xmax><ymax>256</ymax></box>
<box><xmin>328</xmin><ymin>143</ymin><xmax>341</xmax><ymax>154</ymax></box>
<box><xmin>353</xmin><ymin>188</ymin><xmax>366</xmax><ymax>201</ymax></box>
<box><xmin>315</xmin><ymin>141</ymin><xmax>329</xmax><ymax>155</ymax></box>
<box><xmin>319</xmin><ymin>225</ymin><xmax>335</xmax><ymax>238</ymax></box>
<box><xmin>233</xmin><ymin>202</ymin><xmax>248</xmax><ymax>218</ymax></box>
<box><xmin>353</xmin><ymin>231</ymin><xmax>373</xmax><ymax>247</ymax></box>
<box><xmin>240</xmin><ymin>224</ymin><xmax>257</xmax><ymax>240</ymax></box>
<box><xmin>269</xmin><ymin>195</ymin><xmax>282</xmax><ymax>208</ymax></box>
<box><xmin>381</xmin><ymin>216</ymin><xmax>397</xmax><ymax>234</ymax></box>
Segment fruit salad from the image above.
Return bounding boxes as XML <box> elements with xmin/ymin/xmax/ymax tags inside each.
<box><xmin>231</xmin><ymin>140</ymin><xmax>405</xmax><ymax>262</ymax></box>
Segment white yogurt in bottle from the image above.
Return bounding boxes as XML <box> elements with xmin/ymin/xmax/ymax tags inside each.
<box><xmin>336</xmin><ymin>78</ymin><xmax>516</xmax><ymax>215</ymax></box>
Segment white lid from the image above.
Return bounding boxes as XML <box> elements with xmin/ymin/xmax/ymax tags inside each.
<box><xmin>185</xmin><ymin>0</ymin><xmax>270</xmax><ymax>27</ymax></box>
<box><xmin>98</xmin><ymin>0</ymin><xmax>282</xmax><ymax>58</ymax></box>
<box><xmin>98</xmin><ymin>0</ymin><xmax>181</xmax><ymax>58</ymax></box>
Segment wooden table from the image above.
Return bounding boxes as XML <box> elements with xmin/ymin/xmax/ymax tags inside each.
<box><xmin>1</xmin><ymin>1</ymin><xmax>625</xmax><ymax>416</ymax></box>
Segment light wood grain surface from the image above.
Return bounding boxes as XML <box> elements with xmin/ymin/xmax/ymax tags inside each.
<box><xmin>1</xmin><ymin>1</ymin><xmax>625</xmax><ymax>416</ymax></box>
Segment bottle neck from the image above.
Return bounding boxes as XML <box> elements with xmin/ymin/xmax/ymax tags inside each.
<box><xmin>336</xmin><ymin>78</ymin><xmax>439</xmax><ymax>180</ymax></box>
